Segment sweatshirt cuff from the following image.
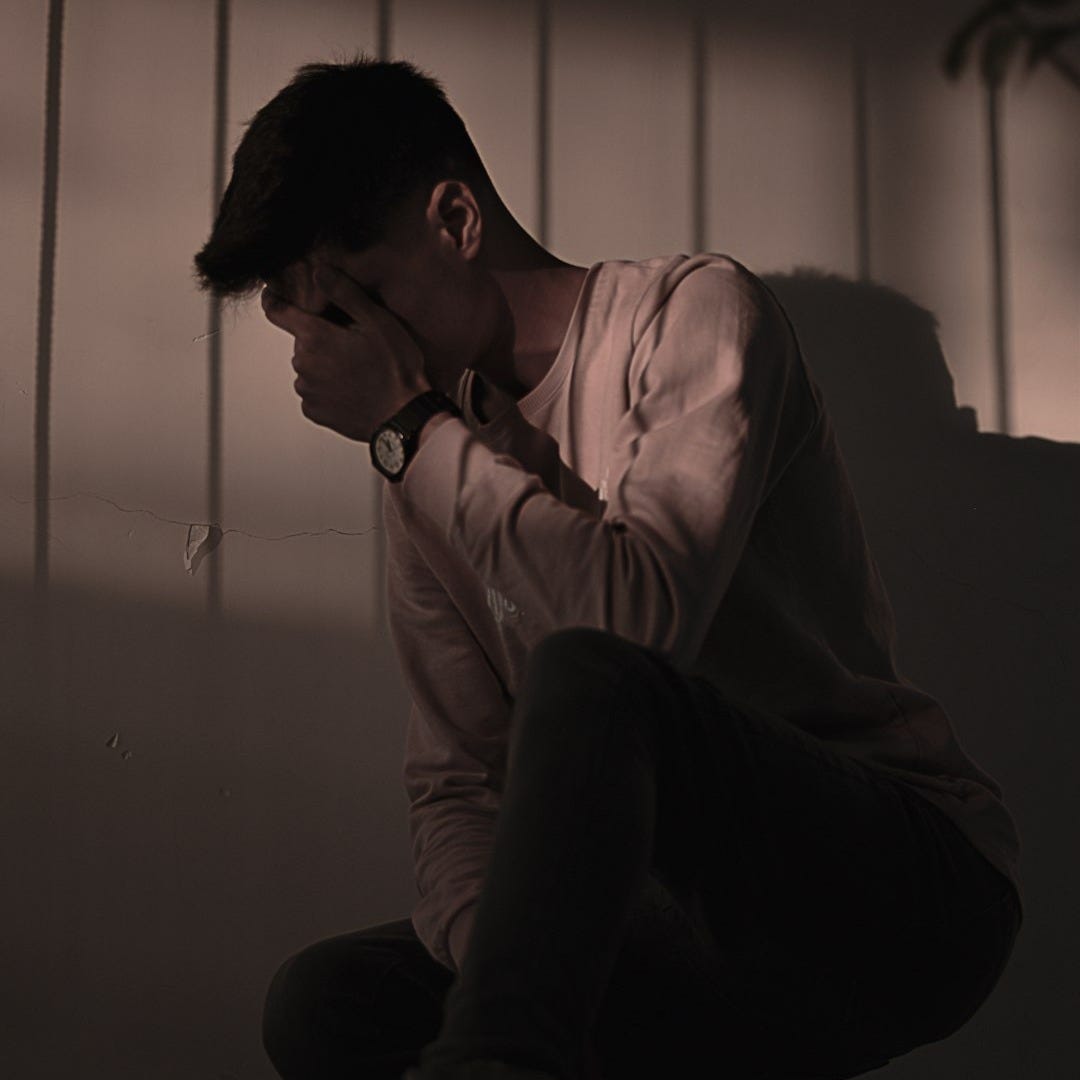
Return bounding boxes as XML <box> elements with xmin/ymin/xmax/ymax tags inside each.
<box><xmin>447</xmin><ymin>902</ymin><xmax>477</xmax><ymax>973</ymax></box>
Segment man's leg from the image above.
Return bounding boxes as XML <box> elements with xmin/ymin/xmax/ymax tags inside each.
<box><xmin>416</xmin><ymin>627</ymin><xmax>1020</xmax><ymax>1080</ymax></box>
<box><xmin>262</xmin><ymin>918</ymin><xmax>455</xmax><ymax>1079</ymax></box>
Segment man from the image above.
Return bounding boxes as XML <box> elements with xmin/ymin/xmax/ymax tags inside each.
<box><xmin>194</xmin><ymin>57</ymin><xmax>1022</xmax><ymax>1080</ymax></box>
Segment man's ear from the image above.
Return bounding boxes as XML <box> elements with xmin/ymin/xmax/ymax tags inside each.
<box><xmin>428</xmin><ymin>180</ymin><xmax>482</xmax><ymax>261</ymax></box>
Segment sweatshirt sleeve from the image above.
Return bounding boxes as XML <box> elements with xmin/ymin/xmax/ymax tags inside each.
<box><xmin>390</xmin><ymin>257</ymin><xmax>818</xmax><ymax>671</ymax></box>
<box><xmin>383</xmin><ymin>484</ymin><xmax>510</xmax><ymax>972</ymax></box>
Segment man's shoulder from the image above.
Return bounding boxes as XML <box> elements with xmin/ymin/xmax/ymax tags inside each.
<box><xmin>611</xmin><ymin>252</ymin><xmax>774</xmax><ymax>344</ymax></box>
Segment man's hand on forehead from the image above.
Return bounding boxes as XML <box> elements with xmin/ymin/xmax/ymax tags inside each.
<box><xmin>262</xmin><ymin>265</ymin><xmax>347</xmax><ymax>325</ymax></box>
<box><xmin>262</xmin><ymin>259</ymin><xmax>355</xmax><ymax>326</ymax></box>
<box><xmin>262</xmin><ymin>284</ymin><xmax>353</xmax><ymax>327</ymax></box>
<box><xmin>258</xmin><ymin>263</ymin><xmax>432</xmax><ymax>444</ymax></box>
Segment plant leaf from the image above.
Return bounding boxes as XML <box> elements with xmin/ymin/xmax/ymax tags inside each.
<box><xmin>1025</xmin><ymin>21</ymin><xmax>1080</xmax><ymax>69</ymax></box>
<box><xmin>944</xmin><ymin>0</ymin><xmax>1020</xmax><ymax>78</ymax></box>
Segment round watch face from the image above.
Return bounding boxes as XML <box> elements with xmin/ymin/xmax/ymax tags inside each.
<box><xmin>374</xmin><ymin>429</ymin><xmax>406</xmax><ymax>474</ymax></box>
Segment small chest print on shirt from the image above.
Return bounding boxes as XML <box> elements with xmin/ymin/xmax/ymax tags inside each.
<box><xmin>485</xmin><ymin>586</ymin><xmax>522</xmax><ymax>625</ymax></box>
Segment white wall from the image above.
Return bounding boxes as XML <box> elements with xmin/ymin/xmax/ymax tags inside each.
<box><xmin>2</xmin><ymin>0</ymin><xmax>1077</xmax><ymax>1077</ymax></box>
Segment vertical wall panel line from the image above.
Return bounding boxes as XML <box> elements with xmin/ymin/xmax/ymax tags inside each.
<box><xmin>207</xmin><ymin>0</ymin><xmax>230</xmax><ymax>615</ymax></box>
<box><xmin>986</xmin><ymin>82</ymin><xmax>1011</xmax><ymax>435</ymax></box>
<box><xmin>377</xmin><ymin>0</ymin><xmax>392</xmax><ymax>62</ymax></box>
<box><xmin>34</xmin><ymin>0</ymin><xmax>65</xmax><ymax>597</ymax></box>
<box><xmin>374</xmin><ymin>0</ymin><xmax>393</xmax><ymax>640</ymax></box>
<box><xmin>537</xmin><ymin>0</ymin><xmax>551</xmax><ymax>247</ymax></box>
<box><xmin>852</xmin><ymin>36</ymin><xmax>871</xmax><ymax>281</ymax></box>
<box><xmin>691</xmin><ymin>2</ymin><xmax>707</xmax><ymax>253</ymax></box>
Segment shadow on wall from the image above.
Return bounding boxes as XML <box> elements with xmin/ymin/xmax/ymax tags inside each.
<box><xmin>764</xmin><ymin>270</ymin><xmax>1079</xmax><ymax>1073</ymax></box>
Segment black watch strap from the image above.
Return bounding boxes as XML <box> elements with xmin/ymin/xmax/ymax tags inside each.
<box><xmin>393</xmin><ymin>388</ymin><xmax>462</xmax><ymax>435</ymax></box>
<box><xmin>370</xmin><ymin>388</ymin><xmax>463</xmax><ymax>482</ymax></box>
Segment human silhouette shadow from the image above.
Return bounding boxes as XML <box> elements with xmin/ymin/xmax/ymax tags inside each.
<box><xmin>762</xmin><ymin>268</ymin><xmax>1079</xmax><ymax>1068</ymax></box>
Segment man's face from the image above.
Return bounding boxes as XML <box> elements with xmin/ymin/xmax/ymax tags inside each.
<box><xmin>264</xmin><ymin>194</ymin><xmax>491</xmax><ymax>391</ymax></box>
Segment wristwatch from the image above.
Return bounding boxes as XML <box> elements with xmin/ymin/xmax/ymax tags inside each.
<box><xmin>370</xmin><ymin>388</ymin><xmax>463</xmax><ymax>483</ymax></box>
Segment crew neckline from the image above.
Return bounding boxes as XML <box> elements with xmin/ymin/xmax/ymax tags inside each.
<box><xmin>467</xmin><ymin>260</ymin><xmax>604</xmax><ymax>426</ymax></box>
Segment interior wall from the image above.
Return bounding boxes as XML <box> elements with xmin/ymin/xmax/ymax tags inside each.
<box><xmin>3</xmin><ymin>1</ymin><xmax>1077</xmax><ymax>1077</ymax></box>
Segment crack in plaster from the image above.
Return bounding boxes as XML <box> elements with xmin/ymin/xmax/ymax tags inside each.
<box><xmin>6</xmin><ymin>491</ymin><xmax>383</xmax><ymax>542</ymax></box>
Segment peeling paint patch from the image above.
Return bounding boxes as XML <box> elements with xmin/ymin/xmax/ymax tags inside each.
<box><xmin>106</xmin><ymin>732</ymin><xmax>132</xmax><ymax>760</ymax></box>
<box><xmin>185</xmin><ymin>523</ymin><xmax>224</xmax><ymax>575</ymax></box>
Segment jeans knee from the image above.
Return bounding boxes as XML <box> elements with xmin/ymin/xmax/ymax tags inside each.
<box><xmin>510</xmin><ymin>628</ymin><xmax>664</xmax><ymax>778</ymax></box>
<box><xmin>527</xmin><ymin>626</ymin><xmax>646</xmax><ymax>693</ymax></box>
<box><xmin>262</xmin><ymin>949</ymin><xmax>317</xmax><ymax>1077</ymax></box>
<box><xmin>261</xmin><ymin>941</ymin><xmax>365</xmax><ymax>1078</ymax></box>
<box><xmin>261</xmin><ymin>924</ymin><xmax>449</xmax><ymax>1079</ymax></box>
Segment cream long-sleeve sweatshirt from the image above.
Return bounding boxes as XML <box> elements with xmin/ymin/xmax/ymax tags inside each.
<box><xmin>382</xmin><ymin>253</ymin><xmax>1022</xmax><ymax>974</ymax></box>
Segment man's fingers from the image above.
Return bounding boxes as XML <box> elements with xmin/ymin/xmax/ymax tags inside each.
<box><xmin>313</xmin><ymin>265</ymin><xmax>377</xmax><ymax>321</ymax></box>
<box><xmin>261</xmin><ymin>287</ymin><xmax>318</xmax><ymax>335</ymax></box>
<box><xmin>320</xmin><ymin>300</ymin><xmax>355</xmax><ymax>327</ymax></box>
<box><xmin>260</xmin><ymin>287</ymin><xmax>293</xmax><ymax>331</ymax></box>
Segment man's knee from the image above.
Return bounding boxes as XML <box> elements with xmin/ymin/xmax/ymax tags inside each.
<box><xmin>510</xmin><ymin>627</ymin><xmax>668</xmax><ymax>776</ymax></box>
<box><xmin>262</xmin><ymin>928</ymin><xmax>445</xmax><ymax>1078</ymax></box>
<box><xmin>262</xmin><ymin>946</ymin><xmax>322</xmax><ymax>1077</ymax></box>
<box><xmin>527</xmin><ymin>626</ymin><xmax>645</xmax><ymax>687</ymax></box>
<box><xmin>261</xmin><ymin>939</ymin><xmax>371</xmax><ymax>1078</ymax></box>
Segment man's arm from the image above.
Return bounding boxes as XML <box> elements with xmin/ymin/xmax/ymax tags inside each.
<box><xmin>388</xmin><ymin>257</ymin><xmax>821</xmax><ymax>673</ymax></box>
<box><xmin>384</xmin><ymin>483</ymin><xmax>510</xmax><ymax>972</ymax></box>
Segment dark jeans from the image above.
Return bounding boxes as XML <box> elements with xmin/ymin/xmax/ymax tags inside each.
<box><xmin>263</xmin><ymin>627</ymin><xmax>1022</xmax><ymax>1080</ymax></box>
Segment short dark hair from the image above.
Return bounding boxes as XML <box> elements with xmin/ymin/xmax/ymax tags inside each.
<box><xmin>193</xmin><ymin>55</ymin><xmax>492</xmax><ymax>298</ymax></box>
